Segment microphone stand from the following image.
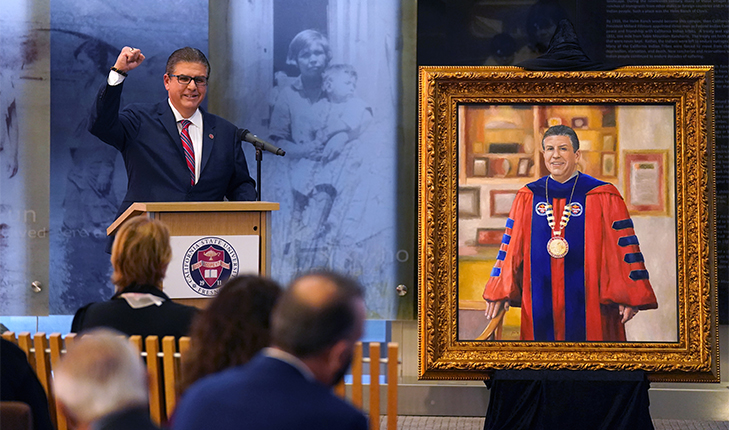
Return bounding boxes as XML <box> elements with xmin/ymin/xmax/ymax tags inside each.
<box><xmin>255</xmin><ymin>146</ymin><xmax>263</xmax><ymax>201</ymax></box>
<box><xmin>239</xmin><ymin>129</ymin><xmax>285</xmax><ymax>201</ymax></box>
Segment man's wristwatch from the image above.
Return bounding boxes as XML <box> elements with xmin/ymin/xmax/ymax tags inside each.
<box><xmin>110</xmin><ymin>67</ymin><xmax>128</xmax><ymax>77</ymax></box>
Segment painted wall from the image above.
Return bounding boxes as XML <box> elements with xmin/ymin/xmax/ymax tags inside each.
<box><xmin>618</xmin><ymin>105</ymin><xmax>677</xmax><ymax>342</ymax></box>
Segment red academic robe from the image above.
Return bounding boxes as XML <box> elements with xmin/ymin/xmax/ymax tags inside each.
<box><xmin>482</xmin><ymin>174</ymin><xmax>658</xmax><ymax>341</ymax></box>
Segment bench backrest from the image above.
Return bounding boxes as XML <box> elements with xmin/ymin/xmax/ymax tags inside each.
<box><xmin>1</xmin><ymin>332</ymin><xmax>398</xmax><ymax>429</ymax></box>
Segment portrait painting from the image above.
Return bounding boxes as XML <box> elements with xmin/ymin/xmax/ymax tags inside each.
<box><xmin>419</xmin><ymin>66</ymin><xmax>717</xmax><ymax>381</ymax></box>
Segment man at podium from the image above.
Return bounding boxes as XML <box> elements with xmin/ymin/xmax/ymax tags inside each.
<box><xmin>89</xmin><ymin>46</ymin><xmax>256</xmax><ymax>227</ymax></box>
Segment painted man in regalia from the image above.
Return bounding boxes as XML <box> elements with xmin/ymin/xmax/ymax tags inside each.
<box><xmin>483</xmin><ymin>125</ymin><xmax>657</xmax><ymax>342</ymax></box>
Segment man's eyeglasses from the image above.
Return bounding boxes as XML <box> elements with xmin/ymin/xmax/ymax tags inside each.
<box><xmin>169</xmin><ymin>74</ymin><xmax>208</xmax><ymax>87</ymax></box>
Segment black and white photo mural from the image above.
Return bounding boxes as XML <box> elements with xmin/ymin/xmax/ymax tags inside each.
<box><xmin>6</xmin><ymin>0</ymin><xmax>401</xmax><ymax>318</ymax></box>
<box><xmin>0</xmin><ymin>0</ymin><xmax>50</xmax><ymax>316</ymax></box>
<box><xmin>228</xmin><ymin>1</ymin><xmax>401</xmax><ymax>318</ymax></box>
<box><xmin>48</xmin><ymin>0</ymin><xmax>208</xmax><ymax>314</ymax></box>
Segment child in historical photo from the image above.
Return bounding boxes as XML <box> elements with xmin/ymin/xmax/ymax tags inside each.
<box><xmin>316</xmin><ymin>63</ymin><xmax>373</xmax><ymax>166</ymax></box>
<box><xmin>268</xmin><ymin>31</ymin><xmax>374</xmax><ymax>274</ymax></box>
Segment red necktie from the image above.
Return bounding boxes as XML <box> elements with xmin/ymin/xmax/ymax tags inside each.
<box><xmin>180</xmin><ymin>120</ymin><xmax>195</xmax><ymax>186</ymax></box>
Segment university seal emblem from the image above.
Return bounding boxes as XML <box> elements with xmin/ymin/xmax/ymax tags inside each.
<box><xmin>183</xmin><ymin>237</ymin><xmax>239</xmax><ymax>296</ymax></box>
<box><xmin>569</xmin><ymin>202</ymin><xmax>584</xmax><ymax>216</ymax></box>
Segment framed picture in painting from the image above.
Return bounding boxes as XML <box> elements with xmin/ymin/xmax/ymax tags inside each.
<box><xmin>517</xmin><ymin>157</ymin><xmax>532</xmax><ymax>177</ymax></box>
<box><xmin>458</xmin><ymin>187</ymin><xmax>480</xmax><ymax>218</ymax></box>
<box><xmin>602</xmin><ymin>152</ymin><xmax>617</xmax><ymax>177</ymax></box>
<box><xmin>489</xmin><ymin>190</ymin><xmax>518</xmax><ymax>217</ymax></box>
<box><xmin>624</xmin><ymin>150</ymin><xmax>669</xmax><ymax>215</ymax></box>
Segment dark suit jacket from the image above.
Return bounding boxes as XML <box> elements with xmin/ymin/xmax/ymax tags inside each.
<box><xmin>0</xmin><ymin>340</ymin><xmax>54</xmax><ymax>430</ymax></box>
<box><xmin>71</xmin><ymin>284</ymin><xmax>197</xmax><ymax>338</ymax></box>
<box><xmin>172</xmin><ymin>353</ymin><xmax>368</xmax><ymax>430</ymax></box>
<box><xmin>89</xmin><ymin>82</ymin><xmax>256</xmax><ymax>222</ymax></box>
<box><xmin>92</xmin><ymin>406</ymin><xmax>159</xmax><ymax>430</ymax></box>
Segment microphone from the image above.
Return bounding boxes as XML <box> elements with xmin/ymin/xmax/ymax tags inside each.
<box><xmin>237</xmin><ymin>129</ymin><xmax>286</xmax><ymax>156</ymax></box>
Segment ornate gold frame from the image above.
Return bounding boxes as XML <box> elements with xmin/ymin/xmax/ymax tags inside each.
<box><xmin>418</xmin><ymin>66</ymin><xmax>717</xmax><ymax>382</ymax></box>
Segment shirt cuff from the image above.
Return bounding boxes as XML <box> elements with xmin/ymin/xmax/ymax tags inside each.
<box><xmin>108</xmin><ymin>70</ymin><xmax>126</xmax><ymax>86</ymax></box>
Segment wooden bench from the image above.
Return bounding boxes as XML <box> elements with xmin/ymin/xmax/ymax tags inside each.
<box><xmin>1</xmin><ymin>332</ymin><xmax>399</xmax><ymax>429</ymax></box>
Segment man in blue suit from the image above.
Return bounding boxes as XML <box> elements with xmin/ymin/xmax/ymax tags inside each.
<box><xmin>173</xmin><ymin>271</ymin><xmax>368</xmax><ymax>430</ymax></box>
<box><xmin>89</xmin><ymin>46</ymin><xmax>256</xmax><ymax>225</ymax></box>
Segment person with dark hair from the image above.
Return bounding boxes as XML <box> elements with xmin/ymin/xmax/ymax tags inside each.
<box><xmin>1</xmin><ymin>339</ymin><xmax>54</xmax><ymax>430</ymax></box>
<box><xmin>482</xmin><ymin>125</ymin><xmax>657</xmax><ymax>342</ymax></box>
<box><xmin>88</xmin><ymin>45</ymin><xmax>256</xmax><ymax>239</ymax></box>
<box><xmin>179</xmin><ymin>275</ymin><xmax>282</xmax><ymax>392</ymax></box>
<box><xmin>172</xmin><ymin>270</ymin><xmax>368</xmax><ymax>430</ymax></box>
<box><xmin>71</xmin><ymin>216</ymin><xmax>197</xmax><ymax>337</ymax></box>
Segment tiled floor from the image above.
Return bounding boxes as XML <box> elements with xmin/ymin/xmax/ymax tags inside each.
<box><xmin>382</xmin><ymin>416</ymin><xmax>483</xmax><ymax>429</ymax></box>
<box><xmin>652</xmin><ymin>422</ymin><xmax>729</xmax><ymax>430</ymax></box>
<box><xmin>380</xmin><ymin>417</ymin><xmax>729</xmax><ymax>430</ymax></box>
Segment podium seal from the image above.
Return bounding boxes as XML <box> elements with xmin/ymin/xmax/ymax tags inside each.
<box><xmin>183</xmin><ymin>237</ymin><xmax>239</xmax><ymax>296</ymax></box>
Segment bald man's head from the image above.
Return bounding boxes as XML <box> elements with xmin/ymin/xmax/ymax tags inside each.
<box><xmin>271</xmin><ymin>271</ymin><xmax>365</xmax><ymax>359</ymax></box>
<box><xmin>290</xmin><ymin>274</ymin><xmax>339</xmax><ymax>306</ymax></box>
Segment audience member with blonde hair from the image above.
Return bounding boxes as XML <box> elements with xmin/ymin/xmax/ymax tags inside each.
<box><xmin>71</xmin><ymin>216</ymin><xmax>197</xmax><ymax>337</ymax></box>
<box><xmin>179</xmin><ymin>275</ymin><xmax>282</xmax><ymax>392</ymax></box>
<box><xmin>54</xmin><ymin>328</ymin><xmax>159</xmax><ymax>430</ymax></box>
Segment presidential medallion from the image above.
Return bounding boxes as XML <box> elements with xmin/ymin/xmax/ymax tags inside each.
<box><xmin>547</xmin><ymin>236</ymin><xmax>569</xmax><ymax>258</ymax></box>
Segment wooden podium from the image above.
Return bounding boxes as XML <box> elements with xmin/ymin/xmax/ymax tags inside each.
<box><xmin>107</xmin><ymin>201</ymin><xmax>279</xmax><ymax>308</ymax></box>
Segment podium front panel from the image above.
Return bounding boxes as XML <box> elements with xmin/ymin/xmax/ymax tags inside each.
<box><xmin>152</xmin><ymin>211</ymin><xmax>261</xmax><ymax>236</ymax></box>
<box><xmin>108</xmin><ymin>202</ymin><xmax>276</xmax><ymax>310</ymax></box>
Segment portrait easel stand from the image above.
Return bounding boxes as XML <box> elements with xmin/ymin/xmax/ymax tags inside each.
<box><xmin>484</xmin><ymin>370</ymin><xmax>652</xmax><ymax>430</ymax></box>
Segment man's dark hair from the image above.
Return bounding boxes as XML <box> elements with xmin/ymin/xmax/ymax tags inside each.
<box><xmin>166</xmin><ymin>47</ymin><xmax>210</xmax><ymax>76</ymax></box>
<box><xmin>542</xmin><ymin>125</ymin><xmax>579</xmax><ymax>151</ymax></box>
<box><xmin>181</xmin><ymin>275</ymin><xmax>282</xmax><ymax>391</ymax></box>
<box><xmin>271</xmin><ymin>271</ymin><xmax>364</xmax><ymax>358</ymax></box>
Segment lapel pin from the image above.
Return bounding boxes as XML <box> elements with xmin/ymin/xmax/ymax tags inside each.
<box><xmin>209</xmin><ymin>134</ymin><xmax>214</xmax><ymax>139</ymax></box>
